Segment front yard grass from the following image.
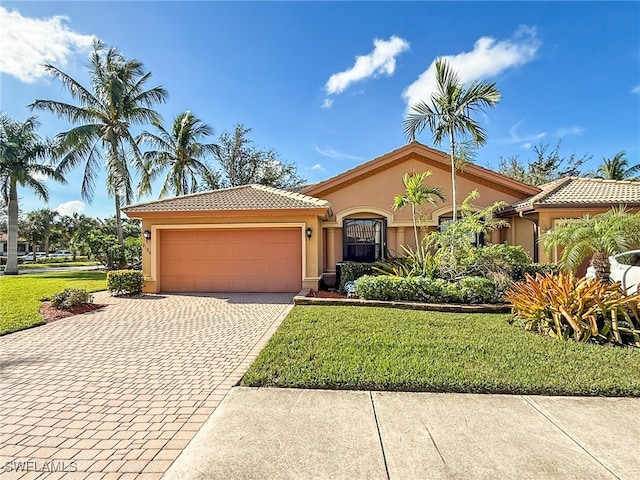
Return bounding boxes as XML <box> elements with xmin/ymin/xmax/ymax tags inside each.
<box><xmin>19</xmin><ymin>261</ymin><xmax>101</xmax><ymax>270</ymax></box>
<box><xmin>0</xmin><ymin>271</ymin><xmax>107</xmax><ymax>335</ymax></box>
<box><xmin>242</xmin><ymin>305</ymin><xmax>640</xmax><ymax>396</ymax></box>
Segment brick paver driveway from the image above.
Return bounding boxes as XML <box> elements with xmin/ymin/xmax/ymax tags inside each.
<box><xmin>0</xmin><ymin>291</ymin><xmax>293</xmax><ymax>479</ymax></box>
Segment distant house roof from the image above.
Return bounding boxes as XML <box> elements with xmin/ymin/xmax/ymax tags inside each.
<box><xmin>502</xmin><ymin>177</ymin><xmax>640</xmax><ymax>214</ymax></box>
<box><xmin>122</xmin><ymin>184</ymin><xmax>330</xmax><ymax>215</ymax></box>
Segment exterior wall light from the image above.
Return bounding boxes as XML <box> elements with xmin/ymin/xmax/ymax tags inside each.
<box><xmin>143</xmin><ymin>229</ymin><xmax>152</xmax><ymax>240</ymax></box>
<box><xmin>306</xmin><ymin>227</ymin><xmax>313</xmax><ymax>240</ymax></box>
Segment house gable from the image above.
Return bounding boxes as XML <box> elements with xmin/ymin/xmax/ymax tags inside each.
<box><xmin>303</xmin><ymin>142</ymin><xmax>539</xmax><ymax>226</ymax></box>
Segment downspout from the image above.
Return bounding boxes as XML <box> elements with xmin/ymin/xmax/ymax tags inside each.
<box><xmin>518</xmin><ymin>212</ymin><xmax>539</xmax><ymax>263</ymax></box>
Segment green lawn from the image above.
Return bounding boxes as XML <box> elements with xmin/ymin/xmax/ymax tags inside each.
<box><xmin>0</xmin><ymin>271</ymin><xmax>107</xmax><ymax>335</ymax></box>
<box><xmin>242</xmin><ymin>306</ymin><xmax>640</xmax><ymax>396</ymax></box>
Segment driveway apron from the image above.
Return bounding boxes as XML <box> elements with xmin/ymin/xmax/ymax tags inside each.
<box><xmin>0</xmin><ymin>291</ymin><xmax>293</xmax><ymax>479</ymax></box>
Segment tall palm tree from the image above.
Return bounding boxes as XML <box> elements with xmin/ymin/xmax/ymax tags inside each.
<box><xmin>393</xmin><ymin>171</ymin><xmax>445</xmax><ymax>249</ymax></box>
<box><xmin>0</xmin><ymin>114</ymin><xmax>64</xmax><ymax>274</ymax></box>
<box><xmin>26</xmin><ymin>208</ymin><xmax>58</xmax><ymax>255</ymax></box>
<box><xmin>542</xmin><ymin>207</ymin><xmax>640</xmax><ymax>283</ymax></box>
<box><xmin>588</xmin><ymin>151</ymin><xmax>640</xmax><ymax>181</ymax></box>
<box><xmin>403</xmin><ymin>58</ymin><xmax>501</xmax><ymax>221</ymax></box>
<box><xmin>30</xmin><ymin>40</ymin><xmax>168</xmax><ymax>244</ymax></box>
<box><xmin>138</xmin><ymin>111</ymin><xmax>220</xmax><ymax>197</ymax></box>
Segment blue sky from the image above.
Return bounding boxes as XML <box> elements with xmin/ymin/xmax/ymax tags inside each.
<box><xmin>1</xmin><ymin>1</ymin><xmax>639</xmax><ymax>219</ymax></box>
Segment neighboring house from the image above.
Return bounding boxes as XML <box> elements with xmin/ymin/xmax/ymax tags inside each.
<box><xmin>0</xmin><ymin>233</ymin><xmax>29</xmax><ymax>256</ymax></box>
<box><xmin>123</xmin><ymin>142</ymin><xmax>640</xmax><ymax>293</ymax></box>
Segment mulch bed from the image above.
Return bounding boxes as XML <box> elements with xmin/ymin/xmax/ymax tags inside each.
<box><xmin>39</xmin><ymin>302</ymin><xmax>107</xmax><ymax>324</ymax></box>
<box><xmin>307</xmin><ymin>290</ymin><xmax>347</xmax><ymax>299</ymax></box>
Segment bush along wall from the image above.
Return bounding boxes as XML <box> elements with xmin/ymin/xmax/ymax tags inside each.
<box><xmin>107</xmin><ymin>270</ymin><xmax>144</xmax><ymax>296</ymax></box>
<box><xmin>353</xmin><ymin>275</ymin><xmax>502</xmax><ymax>304</ymax></box>
<box><xmin>338</xmin><ymin>262</ymin><xmax>379</xmax><ymax>292</ymax></box>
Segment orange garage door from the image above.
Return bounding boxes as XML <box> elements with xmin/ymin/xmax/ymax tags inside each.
<box><xmin>159</xmin><ymin>228</ymin><xmax>302</xmax><ymax>293</ymax></box>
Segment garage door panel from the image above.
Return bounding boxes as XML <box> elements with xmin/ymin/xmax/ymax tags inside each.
<box><xmin>160</xmin><ymin>228</ymin><xmax>302</xmax><ymax>293</ymax></box>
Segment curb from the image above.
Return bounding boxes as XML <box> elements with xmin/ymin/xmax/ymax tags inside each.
<box><xmin>294</xmin><ymin>290</ymin><xmax>511</xmax><ymax>314</ymax></box>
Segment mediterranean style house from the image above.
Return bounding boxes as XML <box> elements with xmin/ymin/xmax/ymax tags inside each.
<box><xmin>123</xmin><ymin>142</ymin><xmax>640</xmax><ymax>293</ymax></box>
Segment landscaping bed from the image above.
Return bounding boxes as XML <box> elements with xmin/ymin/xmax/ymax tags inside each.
<box><xmin>39</xmin><ymin>301</ymin><xmax>106</xmax><ymax>323</ymax></box>
<box><xmin>242</xmin><ymin>305</ymin><xmax>640</xmax><ymax>396</ymax></box>
<box><xmin>0</xmin><ymin>271</ymin><xmax>107</xmax><ymax>335</ymax></box>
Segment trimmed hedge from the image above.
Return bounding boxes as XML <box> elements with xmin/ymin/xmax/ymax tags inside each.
<box><xmin>107</xmin><ymin>270</ymin><xmax>144</xmax><ymax>296</ymax></box>
<box><xmin>354</xmin><ymin>275</ymin><xmax>502</xmax><ymax>304</ymax></box>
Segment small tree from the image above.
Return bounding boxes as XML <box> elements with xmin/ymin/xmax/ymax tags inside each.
<box><xmin>393</xmin><ymin>171</ymin><xmax>444</xmax><ymax>250</ymax></box>
<box><xmin>403</xmin><ymin>58</ymin><xmax>501</xmax><ymax>221</ymax></box>
<box><xmin>542</xmin><ymin>207</ymin><xmax>640</xmax><ymax>283</ymax></box>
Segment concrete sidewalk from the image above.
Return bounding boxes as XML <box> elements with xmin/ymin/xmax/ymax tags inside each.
<box><xmin>164</xmin><ymin>387</ymin><xmax>639</xmax><ymax>480</ymax></box>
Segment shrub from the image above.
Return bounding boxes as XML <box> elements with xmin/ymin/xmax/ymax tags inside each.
<box><xmin>338</xmin><ymin>262</ymin><xmax>377</xmax><ymax>292</ymax></box>
<box><xmin>374</xmin><ymin>245</ymin><xmax>439</xmax><ymax>278</ymax></box>
<box><xmin>107</xmin><ymin>270</ymin><xmax>144</xmax><ymax>296</ymax></box>
<box><xmin>512</xmin><ymin>262</ymin><xmax>561</xmax><ymax>282</ymax></box>
<box><xmin>353</xmin><ymin>275</ymin><xmax>498</xmax><ymax>304</ymax></box>
<box><xmin>467</xmin><ymin>244</ymin><xmax>531</xmax><ymax>279</ymax></box>
<box><xmin>50</xmin><ymin>288</ymin><xmax>92</xmax><ymax>310</ymax></box>
<box><xmin>0</xmin><ymin>256</ymin><xmax>24</xmax><ymax>266</ymax></box>
<box><xmin>505</xmin><ymin>272</ymin><xmax>640</xmax><ymax>345</ymax></box>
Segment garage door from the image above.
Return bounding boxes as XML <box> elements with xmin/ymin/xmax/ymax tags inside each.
<box><xmin>160</xmin><ymin>228</ymin><xmax>302</xmax><ymax>293</ymax></box>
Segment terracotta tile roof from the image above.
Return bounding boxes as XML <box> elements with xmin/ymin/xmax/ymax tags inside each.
<box><xmin>510</xmin><ymin>177</ymin><xmax>640</xmax><ymax>210</ymax></box>
<box><xmin>122</xmin><ymin>184</ymin><xmax>330</xmax><ymax>213</ymax></box>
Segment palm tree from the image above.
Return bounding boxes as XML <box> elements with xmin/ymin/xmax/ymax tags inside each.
<box><xmin>393</xmin><ymin>171</ymin><xmax>445</xmax><ymax>249</ymax></box>
<box><xmin>587</xmin><ymin>151</ymin><xmax>640</xmax><ymax>181</ymax></box>
<box><xmin>0</xmin><ymin>114</ymin><xmax>64</xmax><ymax>274</ymax></box>
<box><xmin>30</xmin><ymin>40</ymin><xmax>168</xmax><ymax>245</ymax></box>
<box><xmin>26</xmin><ymin>208</ymin><xmax>58</xmax><ymax>255</ymax></box>
<box><xmin>138</xmin><ymin>111</ymin><xmax>220</xmax><ymax>197</ymax></box>
<box><xmin>542</xmin><ymin>207</ymin><xmax>640</xmax><ymax>283</ymax></box>
<box><xmin>403</xmin><ymin>58</ymin><xmax>501</xmax><ymax>221</ymax></box>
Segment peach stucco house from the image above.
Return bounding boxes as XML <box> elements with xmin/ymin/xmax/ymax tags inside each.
<box><xmin>123</xmin><ymin>142</ymin><xmax>640</xmax><ymax>293</ymax></box>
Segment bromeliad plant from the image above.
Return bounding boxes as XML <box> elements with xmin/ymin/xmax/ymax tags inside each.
<box><xmin>505</xmin><ymin>272</ymin><xmax>640</xmax><ymax>346</ymax></box>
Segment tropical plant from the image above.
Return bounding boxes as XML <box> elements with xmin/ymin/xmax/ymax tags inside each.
<box><xmin>25</xmin><ymin>208</ymin><xmax>58</xmax><ymax>255</ymax></box>
<box><xmin>50</xmin><ymin>288</ymin><xmax>92</xmax><ymax>310</ymax></box>
<box><xmin>0</xmin><ymin>114</ymin><xmax>64</xmax><ymax>274</ymax></box>
<box><xmin>425</xmin><ymin>190</ymin><xmax>508</xmax><ymax>280</ymax></box>
<box><xmin>30</xmin><ymin>40</ymin><xmax>167</xmax><ymax>245</ymax></box>
<box><xmin>541</xmin><ymin>208</ymin><xmax>640</xmax><ymax>283</ymax></box>
<box><xmin>138</xmin><ymin>110</ymin><xmax>220</xmax><ymax>197</ymax></box>
<box><xmin>505</xmin><ymin>272</ymin><xmax>640</xmax><ymax>345</ymax></box>
<box><xmin>216</xmin><ymin>124</ymin><xmax>304</xmax><ymax>188</ymax></box>
<box><xmin>374</xmin><ymin>245</ymin><xmax>439</xmax><ymax>278</ymax></box>
<box><xmin>403</xmin><ymin>58</ymin><xmax>501</xmax><ymax>220</ymax></box>
<box><xmin>586</xmin><ymin>151</ymin><xmax>639</xmax><ymax>181</ymax></box>
<box><xmin>393</xmin><ymin>171</ymin><xmax>444</xmax><ymax>249</ymax></box>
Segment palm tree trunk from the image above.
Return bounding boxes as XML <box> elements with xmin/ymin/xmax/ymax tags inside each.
<box><xmin>449</xmin><ymin>128</ymin><xmax>457</xmax><ymax>222</ymax></box>
<box><xmin>3</xmin><ymin>180</ymin><xmax>19</xmax><ymax>275</ymax></box>
<box><xmin>115</xmin><ymin>194</ymin><xmax>124</xmax><ymax>246</ymax></box>
<box><xmin>411</xmin><ymin>203</ymin><xmax>420</xmax><ymax>250</ymax></box>
<box><xmin>591</xmin><ymin>251</ymin><xmax>611</xmax><ymax>284</ymax></box>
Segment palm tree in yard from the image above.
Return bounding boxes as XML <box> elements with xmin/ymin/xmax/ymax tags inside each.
<box><xmin>393</xmin><ymin>171</ymin><xmax>445</xmax><ymax>250</ymax></box>
<box><xmin>542</xmin><ymin>207</ymin><xmax>640</xmax><ymax>283</ymax></box>
<box><xmin>26</xmin><ymin>208</ymin><xmax>58</xmax><ymax>256</ymax></box>
<box><xmin>403</xmin><ymin>58</ymin><xmax>501</xmax><ymax>222</ymax></box>
<box><xmin>138</xmin><ymin>111</ymin><xmax>220</xmax><ymax>197</ymax></box>
<box><xmin>30</xmin><ymin>40</ymin><xmax>168</xmax><ymax>245</ymax></box>
<box><xmin>588</xmin><ymin>151</ymin><xmax>640</xmax><ymax>181</ymax></box>
<box><xmin>0</xmin><ymin>114</ymin><xmax>64</xmax><ymax>274</ymax></box>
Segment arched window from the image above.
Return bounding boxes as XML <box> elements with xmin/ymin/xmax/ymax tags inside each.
<box><xmin>343</xmin><ymin>218</ymin><xmax>386</xmax><ymax>262</ymax></box>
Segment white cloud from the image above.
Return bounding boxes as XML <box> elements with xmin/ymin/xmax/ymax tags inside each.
<box><xmin>556</xmin><ymin>126</ymin><xmax>584</xmax><ymax>137</ymax></box>
<box><xmin>632</xmin><ymin>85</ymin><xmax>640</xmax><ymax>94</ymax></box>
<box><xmin>55</xmin><ymin>200</ymin><xmax>85</xmax><ymax>216</ymax></box>
<box><xmin>497</xmin><ymin>120</ymin><xmax>546</xmax><ymax>146</ymax></box>
<box><xmin>403</xmin><ymin>26</ymin><xmax>540</xmax><ymax>110</ymax></box>
<box><xmin>0</xmin><ymin>7</ymin><xmax>95</xmax><ymax>83</ymax></box>
<box><xmin>321</xmin><ymin>98</ymin><xmax>334</xmax><ymax>109</ymax></box>
<box><xmin>323</xmin><ymin>35</ymin><xmax>409</xmax><ymax>106</ymax></box>
<box><xmin>311</xmin><ymin>163</ymin><xmax>326</xmax><ymax>171</ymax></box>
<box><xmin>314</xmin><ymin>146</ymin><xmax>362</xmax><ymax>161</ymax></box>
